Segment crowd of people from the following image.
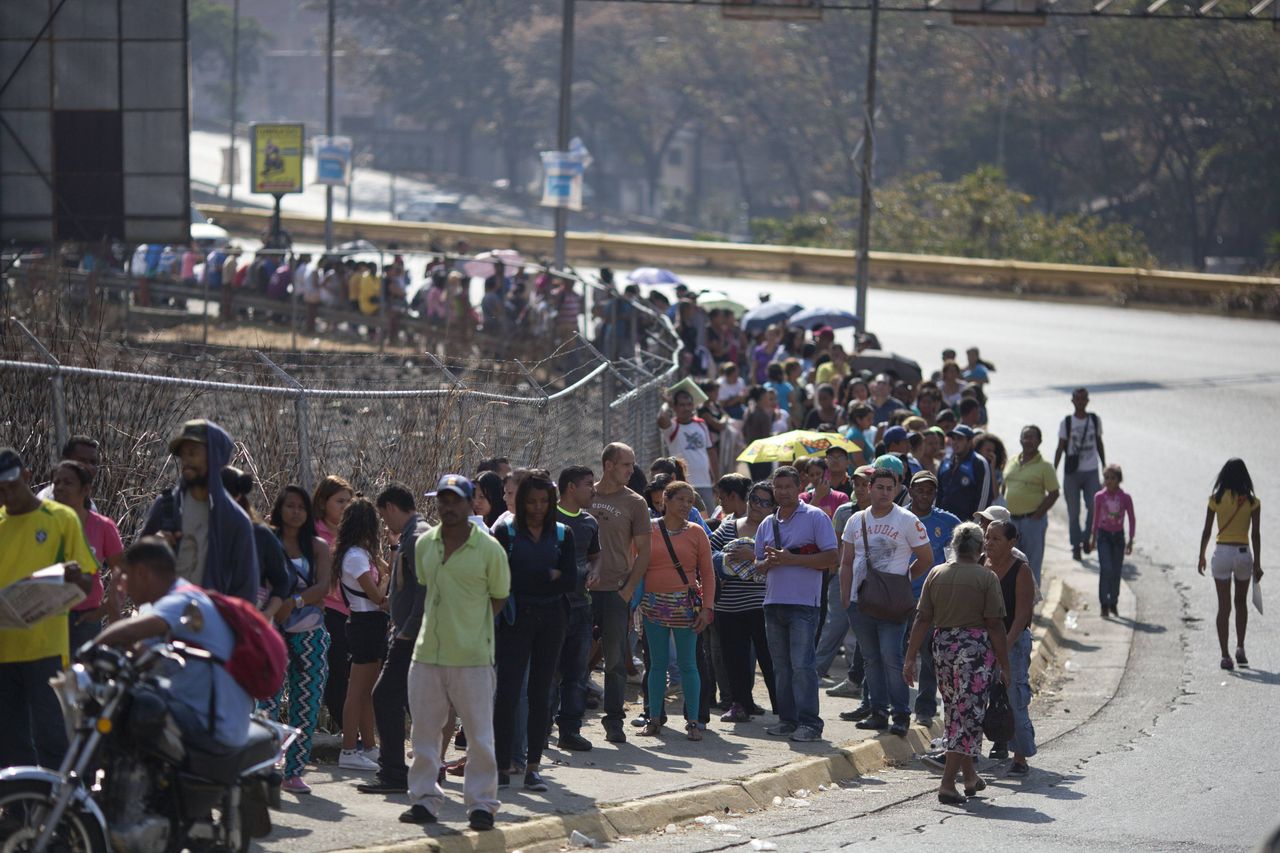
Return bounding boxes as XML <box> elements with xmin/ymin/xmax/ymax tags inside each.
<box><xmin>5</xmin><ymin>316</ymin><xmax>1267</xmax><ymax>828</ymax></box>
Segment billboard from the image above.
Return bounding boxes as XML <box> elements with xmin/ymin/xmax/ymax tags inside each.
<box><xmin>0</xmin><ymin>0</ymin><xmax>190</xmax><ymax>244</ymax></box>
<box><xmin>313</xmin><ymin>136</ymin><xmax>352</xmax><ymax>187</ymax></box>
<box><xmin>250</xmin><ymin>123</ymin><xmax>305</xmax><ymax>195</ymax></box>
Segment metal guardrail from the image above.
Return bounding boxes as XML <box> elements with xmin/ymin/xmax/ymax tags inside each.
<box><xmin>198</xmin><ymin>204</ymin><xmax>1280</xmax><ymax>303</ymax></box>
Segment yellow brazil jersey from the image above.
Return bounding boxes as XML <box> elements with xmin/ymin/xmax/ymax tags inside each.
<box><xmin>0</xmin><ymin>500</ymin><xmax>97</xmax><ymax>665</ymax></box>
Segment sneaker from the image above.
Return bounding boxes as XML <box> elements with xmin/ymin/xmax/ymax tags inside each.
<box><xmin>630</xmin><ymin>714</ymin><xmax>650</xmax><ymax>728</ymax></box>
<box><xmin>855</xmin><ymin>714</ymin><xmax>889</xmax><ymax>731</ymax></box>
<box><xmin>1072</xmin><ymin>546</ymin><xmax>1082</xmax><ymax>561</ymax></box>
<box><xmin>398</xmin><ymin>804</ymin><xmax>437</xmax><ymax>824</ymax></box>
<box><xmin>497</xmin><ymin>772</ymin><xmax>510</xmax><ymax>788</ymax></box>
<box><xmin>282</xmin><ymin>775</ymin><xmax>311</xmax><ymax>795</ymax></box>
<box><xmin>765</xmin><ymin>722</ymin><xmax>797</xmax><ymax>737</ymax></box>
<box><xmin>468</xmin><ymin>809</ymin><xmax>495</xmax><ymax>831</ymax></box>
<box><xmin>603</xmin><ymin>721</ymin><xmax>627</xmax><ymax>744</ymax></box>
<box><xmin>914</xmin><ymin>714</ymin><xmax>935</xmax><ymax>728</ymax></box>
<box><xmin>523</xmin><ymin>770</ymin><xmax>549</xmax><ymax>792</ymax></box>
<box><xmin>839</xmin><ymin>706</ymin><xmax>873</xmax><ymax>723</ymax></box>
<box><xmin>361</xmin><ymin>746</ymin><xmax>380</xmax><ymax>764</ymax></box>
<box><xmin>558</xmin><ymin>731</ymin><xmax>593</xmax><ymax>751</ymax></box>
<box><xmin>988</xmin><ymin>743</ymin><xmax>1009</xmax><ymax>760</ymax></box>
<box><xmin>338</xmin><ymin>749</ymin><xmax>379</xmax><ymax>771</ymax></box>
<box><xmin>888</xmin><ymin>715</ymin><xmax>910</xmax><ymax>736</ymax></box>
<box><xmin>720</xmin><ymin>703</ymin><xmax>750</xmax><ymax>723</ymax></box>
<box><xmin>749</xmin><ymin>703</ymin><xmax>768</xmax><ymax>717</ymax></box>
<box><xmin>357</xmin><ymin>777</ymin><xmax>407</xmax><ymax>794</ymax></box>
<box><xmin>825</xmin><ymin>679</ymin><xmax>862</xmax><ymax>699</ymax></box>
<box><xmin>919</xmin><ymin>750</ymin><xmax>947</xmax><ymax>771</ymax></box>
<box><xmin>789</xmin><ymin>725</ymin><xmax>822</xmax><ymax>743</ymax></box>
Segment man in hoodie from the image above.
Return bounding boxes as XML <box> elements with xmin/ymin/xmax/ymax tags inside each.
<box><xmin>141</xmin><ymin>420</ymin><xmax>258</xmax><ymax>603</ymax></box>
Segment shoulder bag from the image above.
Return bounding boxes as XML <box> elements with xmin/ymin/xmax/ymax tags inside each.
<box><xmin>640</xmin><ymin>520</ymin><xmax>703</xmax><ymax>629</ymax></box>
<box><xmin>855</xmin><ymin>513</ymin><xmax>916</xmax><ymax>623</ymax></box>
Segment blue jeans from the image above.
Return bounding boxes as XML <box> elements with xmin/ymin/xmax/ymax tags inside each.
<box><xmin>1012</xmin><ymin>514</ymin><xmax>1048</xmax><ymax>587</ymax></box>
<box><xmin>0</xmin><ymin>656</ymin><xmax>70</xmax><ymax>769</ymax></box>
<box><xmin>815</xmin><ymin>575</ymin><xmax>855</xmax><ymax>679</ymax></box>
<box><xmin>1096</xmin><ymin>529</ymin><xmax>1125</xmax><ymax>608</ymax></box>
<box><xmin>848</xmin><ymin>603</ymin><xmax>909</xmax><ymax>718</ymax></box>
<box><xmin>1063</xmin><ymin>468</ymin><xmax>1101</xmax><ymax>550</ymax></box>
<box><xmin>552</xmin><ymin>602</ymin><xmax>595</xmax><ymax>734</ymax></box>
<box><xmin>764</xmin><ymin>604</ymin><xmax>823</xmax><ymax>732</ymax></box>
<box><xmin>1009</xmin><ymin>629</ymin><xmax>1037</xmax><ymax>759</ymax></box>
<box><xmin>903</xmin><ymin>611</ymin><xmax>937</xmax><ymax>719</ymax></box>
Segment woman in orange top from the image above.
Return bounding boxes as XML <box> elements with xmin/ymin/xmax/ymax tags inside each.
<box><xmin>639</xmin><ymin>481</ymin><xmax>715</xmax><ymax>741</ymax></box>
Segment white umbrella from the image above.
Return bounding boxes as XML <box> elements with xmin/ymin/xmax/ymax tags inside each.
<box><xmin>463</xmin><ymin>249</ymin><xmax>524</xmax><ymax>279</ymax></box>
<box><xmin>693</xmin><ymin>289</ymin><xmax>747</xmax><ymax>317</ymax></box>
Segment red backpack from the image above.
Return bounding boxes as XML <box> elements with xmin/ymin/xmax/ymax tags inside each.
<box><xmin>179</xmin><ymin>584</ymin><xmax>287</xmax><ymax>700</ymax></box>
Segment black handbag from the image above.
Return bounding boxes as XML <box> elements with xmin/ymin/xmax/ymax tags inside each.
<box><xmin>982</xmin><ymin>681</ymin><xmax>1016</xmax><ymax>742</ymax></box>
<box><xmin>855</xmin><ymin>514</ymin><xmax>915</xmax><ymax>623</ymax></box>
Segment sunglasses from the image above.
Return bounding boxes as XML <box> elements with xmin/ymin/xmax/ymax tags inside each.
<box><xmin>749</xmin><ymin>495</ymin><xmax>776</xmax><ymax>507</ymax></box>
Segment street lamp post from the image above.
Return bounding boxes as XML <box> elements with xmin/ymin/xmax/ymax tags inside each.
<box><xmin>227</xmin><ymin>0</ymin><xmax>239</xmax><ymax>203</ymax></box>
<box><xmin>853</xmin><ymin>0</ymin><xmax>880</xmax><ymax>336</ymax></box>
<box><xmin>324</xmin><ymin>0</ymin><xmax>335</xmax><ymax>251</ymax></box>
<box><xmin>553</xmin><ymin>0</ymin><xmax>576</xmax><ymax>271</ymax></box>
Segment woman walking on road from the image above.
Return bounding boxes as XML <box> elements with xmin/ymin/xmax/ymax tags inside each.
<box><xmin>983</xmin><ymin>520</ymin><xmax>1037</xmax><ymax>776</ymax></box>
<box><xmin>1087</xmin><ymin>464</ymin><xmax>1135</xmax><ymax>618</ymax></box>
<box><xmin>1198</xmin><ymin>458</ymin><xmax>1263</xmax><ymax>670</ymax></box>
<box><xmin>904</xmin><ymin>523</ymin><xmax>1011</xmax><ymax>805</ymax></box>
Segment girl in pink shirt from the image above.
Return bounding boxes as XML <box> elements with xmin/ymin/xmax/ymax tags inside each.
<box><xmin>312</xmin><ymin>475</ymin><xmax>354</xmax><ymax>731</ymax></box>
<box><xmin>1088</xmin><ymin>464</ymin><xmax>1135</xmax><ymax>618</ymax></box>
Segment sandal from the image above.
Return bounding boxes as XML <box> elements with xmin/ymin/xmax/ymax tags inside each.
<box><xmin>937</xmin><ymin>789</ymin><xmax>967</xmax><ymax>805</ymax></box>
<box><xmin>1235</xmin><ymin>648</ymin><xmax>1249</xmax><ymax>667</ymax></box>
<box><xmin>685</xmin><ymin>721</ymin><xmax>703</xmax><ymax>742</ymax></box>
<box><xmin>1220</xmin><ymin>656</ymin><xmax>1235</xmax><ymax>671</ymax></box>
<box><xmin>963</xmin><ymin>777</ymin><xmax>987</xmax><ymax>797</ymax></box>
<box><xmin>640</xmin><ymin>721</ymin><xmax>663</xmax><ymax>737</ymax></box>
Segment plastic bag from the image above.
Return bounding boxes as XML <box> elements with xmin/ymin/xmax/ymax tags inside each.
<box><xmin>1252</xmin><ymin>578</ymin><xmax>1263</xmax><ymax>615</ymax></box>
<box><xmin>982</xmin><ymin>682</ymin><xmax>1015</xmax><ymax>743</ymax></box>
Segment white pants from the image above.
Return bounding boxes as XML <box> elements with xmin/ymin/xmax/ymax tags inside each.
<box><xmin>407</xmin><ymin>662</ymin><xmax>499</xmax><ymax>816</ymax></box>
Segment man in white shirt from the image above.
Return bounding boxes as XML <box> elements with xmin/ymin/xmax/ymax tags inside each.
<box><xmin>657</xmin><ymin>389</ymin><xmax>717</xmax><ymax>510</ymax></box>
<box><xmin>1053</xmin><ymin>387</ymin><xmax>1105</xmax><ymax>561</ymax></box>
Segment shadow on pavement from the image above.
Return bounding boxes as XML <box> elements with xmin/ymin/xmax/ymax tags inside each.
<box><xmin>1232</xmin><ymin>668</ymin><xmax>1280</xmax><ymax>687</ymax></box>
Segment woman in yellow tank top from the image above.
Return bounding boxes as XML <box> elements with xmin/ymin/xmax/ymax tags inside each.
<box><xmin>1197</xmin><ymin>458</ymin><xmax>1262</xmax><ymax>671</ymax></box>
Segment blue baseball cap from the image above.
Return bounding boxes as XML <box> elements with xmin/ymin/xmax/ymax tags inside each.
<box><xmin>881</xmin><ymin>425</ymin><xmax>909</xmax><ymax>445</ymax></box>
<box><xmin>948</xmin><ymin>424</ymin><xmax>975</xmax><ymax>440</ymax></box>
<box><xmin>427</xmin><ymin>474</ymin><xmax>474</xmax><ymax>501</ymax></box>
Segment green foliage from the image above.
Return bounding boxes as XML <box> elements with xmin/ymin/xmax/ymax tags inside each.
<box><xmin>751</xmin><ymin>167</ymin><xmax>1154</xmax><ymax>268</ymax></box>
<box><xmin>189</xmin><ymin>0</ymin><xmax>273</xmax><ymax>112</ymax></box>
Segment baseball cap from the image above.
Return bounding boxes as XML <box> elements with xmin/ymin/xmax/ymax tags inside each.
<box><xmin>872</xmin><ymin>454</ymin><xmax>905</xmax><ymax>479</ymax></box>
<box><xmin>427</xmin><ymin>473</ymin><xmax>474</xmax><ymax>501</ymax></box>
<box><xmin>926</xmin><ymin>426</ymin><xmax>947</xmax><ymax>438</ymax></box>
<box><xmin>881</xmin><ymin>425</ymin><xmax>909</xmax><ymax>445</ymax></box>
<box><xmin>948</xmin><ymin>424</ymin><xmax>975</xmax><ymax>440</ymax></box>
<box><xmin>0</xmin><ymin>447</ymin><xmax>25</xmax><ymax>483</ymax></box>
<box><xmin>852</xmin><ymin>465</ymin><xmax>877</xmax><ymax>480</ymax></box>
<box><xmin>910</xmin><ymin>470</ymin><xmax>938</xmax><ymax>486</ymax></box>
<box><xmin>974</xmin><ymin>506</ymin><xmax>1012</xmax><ymax>524</ymax></box>
<box><xmin>167</xmin><ymin>419</ymin><xmax>210</xmax><ymax>455</ymax></box>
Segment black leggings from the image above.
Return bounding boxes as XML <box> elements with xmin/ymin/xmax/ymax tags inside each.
<box><xmin>716</xmin><ymin>608</ymin><xmax>777</xmax><ymax>712</ymax></box>
<box><xmin>494</xmin><ymin>600</ymin><xmax>567</xmax><ymax>771</ymax></box>
<box><xmin>323</xmin><ymin>606</ymin><xmax>350</xmax><ymax>730</ymax></box>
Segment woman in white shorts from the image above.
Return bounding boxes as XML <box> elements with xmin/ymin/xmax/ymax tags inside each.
<box><xmin>1197</xmin><ymin>458</ymin><xmax>1262</xmax><ymax>671</ymax></box>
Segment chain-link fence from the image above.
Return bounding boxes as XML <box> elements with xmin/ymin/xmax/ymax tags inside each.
<box><xmin>1</xmin><ymin>288</ymin><xmax>678</xmax><ymax>536</ymax></box>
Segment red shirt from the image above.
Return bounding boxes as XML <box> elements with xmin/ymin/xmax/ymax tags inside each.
<box><xmin>801</xmin><ymin>489</ymin><xmax>850</xmax><ymax>520</ymax></box>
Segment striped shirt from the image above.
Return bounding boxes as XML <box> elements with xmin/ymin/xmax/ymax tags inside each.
<box><xmin>708</xmin><ymin>517</ymin><xmax>766</xmax><ymax>614</ymax></box>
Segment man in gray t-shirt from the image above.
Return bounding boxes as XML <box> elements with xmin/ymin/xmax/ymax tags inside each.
<box><xmin>555</xmin><ymin>466</ymin><xmax>602</xmax><ymax>750</ymax></box>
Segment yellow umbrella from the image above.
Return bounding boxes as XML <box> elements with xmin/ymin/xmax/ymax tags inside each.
<box><xmin>737</xmin><ymin>430</ymin><xmax>860</xmax><ymax>464</ymax></box>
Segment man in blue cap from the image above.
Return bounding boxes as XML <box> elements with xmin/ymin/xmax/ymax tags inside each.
<box><xmin>936</xmin><ymin>425</ymin><xmax>991</xmax><ymax>522</ymax></box>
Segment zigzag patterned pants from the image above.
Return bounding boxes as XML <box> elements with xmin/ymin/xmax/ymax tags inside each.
<box><xmin>259</xmin><ymin>627</ymin><xmax>331</xmax><ymax>778</ymax></box>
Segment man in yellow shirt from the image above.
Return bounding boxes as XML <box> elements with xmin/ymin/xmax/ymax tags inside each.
<box><xmin>1002</xmin><ymin>426</ymin><xmax>1060</xmax><ymax>584</ymax></box>
<box><xmin>0</xmin><ymin>447</ymin><xmax>96</xmax><ymax>769</ymax></box>
<box><xmin>356</xmin><ymin>263</ymin><xmax>382</xmax><ymax>316</ymax></box>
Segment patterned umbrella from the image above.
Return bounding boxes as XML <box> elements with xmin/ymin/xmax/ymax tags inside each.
<box><xmin>737</xmin><ymin>430</ymin><xmax>861</xmax><ymax>464</ymax></box>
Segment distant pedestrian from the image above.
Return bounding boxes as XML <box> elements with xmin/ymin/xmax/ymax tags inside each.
<box><xmin>1087</xmin><ymin>464</ymin><xmax>1135</xmax><ymax>618</ymax></box>
<box><xmin>904</xmin><ymin>522</ymin><xmax>1011</xmax><ymax>805</ymax></box>
<box><xmin>1197</xmin><ymin>458</ymin><xmax>1262</xmax><ymax>670</ymax></box>
<box><xmin>1054</xmin><ymin>388</ymin><xmax>1105</xmax><ymax>561</ymax></box>
<box><xmin>1002</xmin><ymin>426</ymin><xmax>1060</xmax><ymax>585</ymax></box>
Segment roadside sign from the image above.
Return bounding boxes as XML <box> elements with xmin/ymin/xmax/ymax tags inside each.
<box><xmin>313</xmin><ymin>135</ymin><xmax>353</xmax><ymax>187</ymax></box>
<box><xmin>250</xmin><ymin>122</ymin><xmax>305</xmax><ymax>194</ymax></box>
<box><xmin>541</xmin><ymin>138</ymin><xmax>592</xmax><ymax>211</ymax></box>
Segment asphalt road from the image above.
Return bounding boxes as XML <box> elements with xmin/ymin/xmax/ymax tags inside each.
<box><xmin>618</xmin><ymin>278</ymin><xmax>1280</xmax><ymax>852</ymax></box>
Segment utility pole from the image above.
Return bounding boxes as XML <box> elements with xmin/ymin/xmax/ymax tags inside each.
<box><xmin>227</xmin><ymin>0</ymin><xmax>240</xmax><ymax>203</ymax></box>
<box><xmin>552</xmin><ymin>0</ymin><xmax>576</xmax><ymax>270</ymax></box>
<box><xmin>853</xmin><ymin>0</ymin><xmax>880</xmax><ymax>335</ymax></box>
<box><xmin>324</xmin><ymin>0</ymin><xmax>335</xmax><ymax>250</ymax></box>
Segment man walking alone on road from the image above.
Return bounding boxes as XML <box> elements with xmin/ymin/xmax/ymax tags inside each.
<box><xmin>1004</xmin><ymin>425</ymin><xmax>1060</xmax><ymax>584</ymax></box>
<box><xmin>1055</xmin><ymin>388</ymin><xmax>1105</xmax><ymax>561</ymax></box>
<box><xmin>588</xmin><ymin>443</ymin><xmax>652</xmax><ymax>745</ymax></box>
<box><xmin>402</xmin><ymin>475</ymin><xmax>509</xmax><ymax>831</ymax></box>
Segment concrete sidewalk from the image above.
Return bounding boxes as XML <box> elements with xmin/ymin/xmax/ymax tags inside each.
<box><xmin>260</xmin><ymin>528</ymin><xmax>1103</xmax><ymax>853</ymax></box>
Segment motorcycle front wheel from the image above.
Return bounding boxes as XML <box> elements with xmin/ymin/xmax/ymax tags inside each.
<box><xmin>0</xmin><ymin>779</ymin><xmax>108</xmax><ymax>853</ymax></box>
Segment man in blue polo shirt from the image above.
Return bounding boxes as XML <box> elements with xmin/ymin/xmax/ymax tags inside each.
<box><xmin>753</xmin><ymin>466</ymin><xmax>839</xmax><ymax>743</ymax></box>
<box><xmin>936</xmin><ymin>425</ymin><xmax>991</xmax><ymax>521</ymax></box>
<box><xmin>904</xmin><ymin>470</ymin><xmax>960</xmax><ymax>725</ymax></box>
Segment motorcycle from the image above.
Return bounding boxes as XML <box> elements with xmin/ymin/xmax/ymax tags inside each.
<box><xmin>0</xmin><ymin>640</ymin><xmax>297</xmax><ymax>853</ymax></box>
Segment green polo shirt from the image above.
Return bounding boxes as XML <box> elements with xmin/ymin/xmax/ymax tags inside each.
<box><xmin>413</xmin><ymin>522</ymin><xmax>510</xmax><ymax>668</ymax></box>
<box><xmin>1003</xmin><ymin>453</ymin><xmax>1060</xmax><ymax>516</ymax></box>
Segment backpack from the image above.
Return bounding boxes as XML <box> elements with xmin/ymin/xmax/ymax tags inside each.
<box><xmin>179</xmin><ymin>584</ymin><xmax>287</xmax><ymax>700</ymax></box>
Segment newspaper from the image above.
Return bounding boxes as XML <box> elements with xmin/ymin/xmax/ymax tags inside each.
<box><xmin>0</xmin><ymin>564</ymin><xmax>86</xmax><ymax>630</ymax></box>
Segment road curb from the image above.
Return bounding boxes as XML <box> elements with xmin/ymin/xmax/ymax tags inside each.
<box><xmin>328</xmin><ymin>567</ymin><xmax>1083</xmax><ymax>853</ymax></box>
